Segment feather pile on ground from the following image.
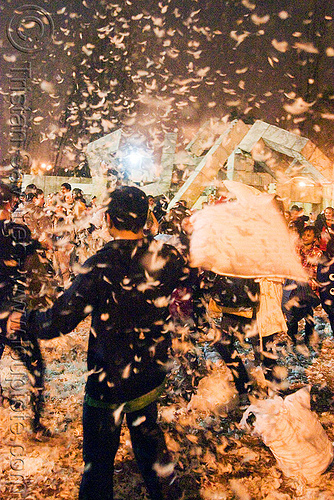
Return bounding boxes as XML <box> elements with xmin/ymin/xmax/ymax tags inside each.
<box><xmin>306</xmin><ymin>337</ymin><xmax>334</xmax><ymax>392</ymax></box>
<box><xmin>1</xmin><ymin>314</ymin><xmax>334</xmax><ymax>499</ymax></box>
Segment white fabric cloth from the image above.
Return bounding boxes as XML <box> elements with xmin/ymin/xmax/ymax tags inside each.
<box><xmin>240</xmin><ymin>386</ymin><xmax>333</xmax><ymax>482</ymax></box>
<box><xmin>256</xmin><ymin>278</ymin><xmax>287</xmax><ymax>338</ymax></box>
<box><xmin>189</xmin><ymin>180</ymin><xmax>307</xmax><ymax>281</ymax></box>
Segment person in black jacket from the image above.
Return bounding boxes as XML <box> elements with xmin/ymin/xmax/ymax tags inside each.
<box><xmin>317</xmin><ymin>238</ymin><xmax>334</xmax><ymax>335</ymax></box>
<box><xmin>8</xmin><ymin>186</ymin><xmax>191</xmax><ymax>500</ymax></box>
<box><xmin>288</xmin><ymin>205</ymin><xmax>309</xmax><ymax>236</ymax></box>
<box><xmin>0</xmin><ymin>182</ymin><xmax>46</xmax><ymax>434</ymax></box>
<box><xmin>206</xmin><ymin>273</ymin><xmax>260</xmax><ymax>395</ymax></box>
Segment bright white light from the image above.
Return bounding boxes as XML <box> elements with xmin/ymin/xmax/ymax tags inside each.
<box><xmin>123</xmin><ymin>147</ymin><xmax>155</xmax><ymax>183</ymax></box>
<box><xmin>41</xmin><ymin>163</ymin><xmax>46</xmax><ymax>169</ymax></box>
<box><xmin>299</xmin><ymin>181</ymin><xmax>306</xmax><ymax>187</ymax></box>
<box><xmin>127</xmin><ymin>151</ymin><xmax>143</xmax><ymax>167</ymax></box>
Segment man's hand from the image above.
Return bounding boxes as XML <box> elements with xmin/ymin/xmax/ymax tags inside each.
<box><xmin>7</xmin><ymin>311</ymin><xmax>23</xmax><ymax>335</ymax></box>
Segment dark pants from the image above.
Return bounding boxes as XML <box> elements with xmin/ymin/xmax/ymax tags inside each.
<box><xmin>285</xmin><ymin>305</ymin><xmax>314</xmax><ymax>345</ymax></box>
<box><xmin>213</xmin><ymin>314</ymin><xmax>252</xmax><ymax>394</ymax></box>
<box><xmin>214</xmin><ymin>314</ymin><xmax>280</xmax><ymax>390</ymax></box>
<box><xmin>79</xmin><ymin>400</ymin><xmax>172</xmax><ymax>500</ymax></box>
<box><xmin>282</xmin><ymin>280</ymin><xmax>317</xmax><ymax>345</ymax></box>
<box><xmin>0</xmin><ymin>322</ymin><xmax>45</xmax><ymax>430</ymax></box>
<box><xmin>321</xmin><ymin>303</ymin><xmax>334</xmax><ymax>336</ymax></box>
<box><xmin>248</xmin><ymin>333</ymin><xmax>278</xmax><ymax>382</ymax></box>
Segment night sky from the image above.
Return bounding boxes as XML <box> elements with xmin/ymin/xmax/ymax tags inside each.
<box><xmin>0</xmin><ymin>0</ymin><xmax>333</xmax><ymax>176</ymax></box>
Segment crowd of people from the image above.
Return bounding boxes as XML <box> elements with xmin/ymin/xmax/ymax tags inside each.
<box><xmin>1</xmin><ymin>180</ymin><xmax>334</xmax><ymax>499</ymax></box>
<box><xmin>10</xmin><ymin>182</ymin><xmax>103</xmax><ymax>288</ymax></box>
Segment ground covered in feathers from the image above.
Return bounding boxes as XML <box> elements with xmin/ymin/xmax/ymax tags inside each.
<box><xmin>1</xmin><ymin>311</ymin><xmax>334</xmax><ymax>499</ymax></box>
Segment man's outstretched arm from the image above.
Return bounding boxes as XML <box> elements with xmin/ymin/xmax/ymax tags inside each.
<box><xmin>8</xmin><ymin>263</ymin><xmax>99</xmax><ymax>340</ymax></box>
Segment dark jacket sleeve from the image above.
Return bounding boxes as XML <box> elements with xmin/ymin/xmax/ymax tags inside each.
<box><xmin>27</xmin><ymin>262</ymin><xmax>99</xmax><ymax>339</ymax></box>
